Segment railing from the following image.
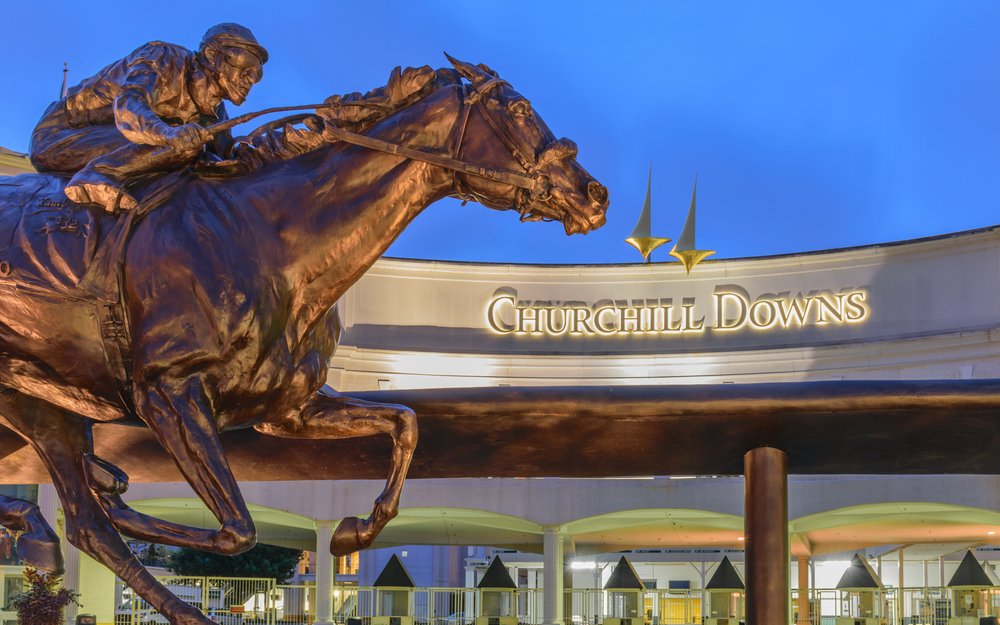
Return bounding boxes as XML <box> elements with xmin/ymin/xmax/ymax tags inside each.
<box><xmin>115</xmin><ymin>576</ymin><xmax>277</xmax><ymax>625</ymax></box>
<box><xmin>110</xmin><ymin>580</ymin><xmax>1000</xmax><ymax>625</ymax></box>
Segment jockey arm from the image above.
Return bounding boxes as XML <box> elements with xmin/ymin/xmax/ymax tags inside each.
<box><xmin>114</xmin><ymin>61</ymin><xmax>210</xmax><ymax>152</ymax></box>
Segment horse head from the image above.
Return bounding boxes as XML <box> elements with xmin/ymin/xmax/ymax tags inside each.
<box><xmin>444</xmin><ymin>54</ymin><xmax>609</xmax><ymax>236</ymax></box>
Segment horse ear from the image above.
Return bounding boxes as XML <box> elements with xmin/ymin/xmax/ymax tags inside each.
<box><xmin>476</xmin><ymin>63</ymin><xmax>499</xmax><ymax>77</ymax></box>
<box><xmin>444</xmin><ymin>52</ymin><xmax>492</xmax><ymax>87</ymax></box>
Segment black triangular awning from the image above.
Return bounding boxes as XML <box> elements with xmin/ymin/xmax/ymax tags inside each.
<box><xmin>836</xmin><ymin>553</ymin><xmax>883</xmax><ymax>590</ymax></box>
<box><xmin>373</xmin><ymin>554</ymin><xmax>416</xmax><ymax>588</ymax></box>
<box><xmin>604</xmin><ymin>556</ymin><xmax>645</xmax><ymax>590</ymax></box>
<box><xmin>706</xmin><ymin>556</ymin><xmax>745</xmax><ymax>590</ymax></box>
<box><xmin>478</xmin><ymin>556</ymin><xmax>517</xmax><ymax>589</ymax></box>
<box><xmin>948</xmin><ymin>551</ymin><xmax>994</xmax><ymax>588</ymax></box>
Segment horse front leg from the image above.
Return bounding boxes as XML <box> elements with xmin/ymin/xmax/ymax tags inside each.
<box><xmin>0</xmin><ymin>493</ymin><xmax>62</xmax><ymax>573</ymax></box>
<box><xmin>99</xmin><ymin>377</ymin><xmax>257</xmax><ymax>555</ymax></box>
<box><xmin>255</xmin><ymin>390</ymin><xmax>417</xmax><ymax>555</ymax></box>
<box><xmin>0</xmin><ymin>390</ymin><xmax>214</xmax><ymax>625</ymax></box>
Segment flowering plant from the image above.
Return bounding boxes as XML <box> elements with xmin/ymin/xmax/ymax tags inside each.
<box><xmin>5</xmin><ymin>568</ymin><xmax>80</xmax><ymax>625</ymax></box>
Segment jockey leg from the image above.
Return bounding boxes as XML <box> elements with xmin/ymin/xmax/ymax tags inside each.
<box><xmin>65</xmin><ymin>142</ymin><xmax>199</xmax><ymax>213</ymax></box>
<box><xmin>29</xmin><ymin>103</ymin><xmax>199</xmax><ymax>213</ymax></box>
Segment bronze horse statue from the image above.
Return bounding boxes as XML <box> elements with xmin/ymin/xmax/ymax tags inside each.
<box><xmin>0</xmin><ymin>55</ymin><xmax>607</xmax><ymax>624</ymax></box>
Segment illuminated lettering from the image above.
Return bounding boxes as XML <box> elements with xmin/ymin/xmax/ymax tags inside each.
<box><xmin>748</xmin><ymin>298</ymin><xmax>778</xmax><ymax>330</ymax></box>
<box><xmin>775</xmin><ymin>295</ymin><xmax>813</xmax><ymax>327</ymax></box>
<box><xmin>485</xmin><ymin>286</ymin><xmax>870</xmax><ymax>338</ymax></box>
<box><xmin>714</xmin><ymin>287</ymin><xmax>748</xmax><ymax>331</ymax></box>
<box><xmin>813</xmin><ymin>292</ymin><xmax>845</xmax><ymax>325</ymax></box>
<box><xmin>487</xmin><ymin>295</ymin><xmax>516</xmax><ymax>334</ymax></box>
<box><xmin>516</xmin><ymin>305</ymin><xmax>542</xmax><ymax>334</ymax></box>
<box><xmin>681</xmin><ymin>297</ymin><xmax>705</xmax><ymax>333</ymax></box>
<box><xmin>593</xmin><ymin>300</ymin><xmax>618</xmax><ymax>335</ymax></box>
<box><xmin>844</xmin><ymin>290</ymin><xmax>868</xmax><ymax>322</ymax></box>
<box><xmin>543</xmin><ymin>304</ymin><xmax>570</xmax><ymax>335</ymax></box>
<box><xmin>568</xmin><ymin>304</ymin><xmax>595</xmax><ymax>335</ymax></box>
<box><xmin>620</xmin><ymin>304</ymin><xmax>640</xmax><ymax>333</ymax></box>
<box><xmin>659</xmin><ymin>298</ymin><xmax>683</xmax><ymax>333</ymax></box>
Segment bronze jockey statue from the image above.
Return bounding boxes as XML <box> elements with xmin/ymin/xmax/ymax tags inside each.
<box><xmin>29</xmin><ymin>23</ymin><xmax>267</xmax><ymax>213</ymax></box>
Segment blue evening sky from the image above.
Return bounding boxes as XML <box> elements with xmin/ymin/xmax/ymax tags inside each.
<box><xmin>2</xmin><ymin>1</ymin><xmax>999</xmax><ymax>264</ymax></box>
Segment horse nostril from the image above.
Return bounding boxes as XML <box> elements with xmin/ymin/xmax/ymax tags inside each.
<box><xmin>588</xmin><ymin>181</ymin><xmax>608</xmax><ymax>205</ymax></box>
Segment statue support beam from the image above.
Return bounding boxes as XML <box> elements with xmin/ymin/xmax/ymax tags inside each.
<box><xmin>3</xmin><ymin>379</ymin><xmax>1000</xmax><ymax>483</ymax></box>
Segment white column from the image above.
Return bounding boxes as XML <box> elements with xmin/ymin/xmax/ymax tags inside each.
<box><xmin>543</xmin><ymin>527</ymin><xmax>564</xmax><ymax>625</ymax></box>
<box><xmin>315</xmin><ymin>521</ymin><xmax>336</xmax><ymax>625</ymax></box>
<box><xmin>898</xmin><ymin>547</ymin><xmax>905</xmax><ymax>623</ymax></box>
<box><xmin>38</xmin><ymin>484</ymin><xmax>80</xmax><ymax>625</ymax></box>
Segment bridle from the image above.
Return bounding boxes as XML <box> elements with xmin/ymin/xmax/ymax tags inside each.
<box><xmin>319</xmin><ymin>76</ymin><xmax>573</xmax><ymax>220</ymax></box>
<box><xmin>448</xmin><ymin>77</ymin><xmax>573</xmax><ymax>221</ymax></box>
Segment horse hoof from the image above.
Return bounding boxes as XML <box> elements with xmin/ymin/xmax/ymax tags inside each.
<box><xmin>331</xmin><ymin>516</ymin><xmax>372</xmax><ymax>556</ymax></box>
<box><xmin>84</xmin><ymin>454</ymin><xmax>129</xmax><ymax>495</ymax></box>
<box><xmin>16</xmin><ymin>531</ymin><xmax>63</xmax><ymax>574</ymax></box>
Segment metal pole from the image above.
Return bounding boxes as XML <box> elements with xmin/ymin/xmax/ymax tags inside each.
<box><xmin>744</xmin><ymin>447</ymin><xmax>789</xmax><ymax>625</ymax></box>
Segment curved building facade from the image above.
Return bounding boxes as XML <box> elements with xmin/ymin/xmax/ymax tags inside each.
<box><xmin>331</xmin><ymin>226</ymin><xmax>1000</xmax><ymax>389</ymax></box>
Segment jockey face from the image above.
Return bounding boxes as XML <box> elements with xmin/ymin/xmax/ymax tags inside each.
<box><xmin>209</xmin><ymin>47</ymin><xmax>264</xmax><ymax>106</ymax></box>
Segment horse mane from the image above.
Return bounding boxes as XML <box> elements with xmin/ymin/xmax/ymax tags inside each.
<box><xmin>235</xmin><ymin>67</ymin><xmax>464</xmax><ymax>170</ymax></box>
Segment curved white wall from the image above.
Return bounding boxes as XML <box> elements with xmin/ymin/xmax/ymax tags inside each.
<box><xmin>331</xmin><ymin>226</ymin><xmax>1000</xmax><ymax>389</ymax></box>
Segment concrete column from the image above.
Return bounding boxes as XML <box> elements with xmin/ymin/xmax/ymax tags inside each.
<box><xmin>939</xmin><ymin>556</ymin><xmax>946</xmax><ymax>587</ymax></box>
<box><xmin>796</xmin><ymin>556</ymin><xmax>810</xmax><ymax>625</ymax></box>
<box><xmin>810</xmin><ymin>560</ymin><xmax>816</xmax><ymax>602</ymax></box>
<box><xmin>315</xmin><ymin>521</ymin><xmax>336</xmax><ymax>625</ymax></box>
<box><xmin>38</xmin><ymin>485</ymin><xmax>81</xmax><ymax>625</ymax></box>
<box><xmin>922</xmin><ymin>560</ymin><xmax>928</xmax><ymax>588</ymax></box>
<box><xmin>744</xmin><ymin>447</ymin><xmax>788</xmax><ymax>625</ymax></box>
<box><xmin>543</xmin><ymin>526</ymin><xmax>564</xmax><ymax>625</ymax></box>
<box><xmin>563</xmin><ymin>538</ymin><xmax>575</xmax><ymax>624</ymax></box>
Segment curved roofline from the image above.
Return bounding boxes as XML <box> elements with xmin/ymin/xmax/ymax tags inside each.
<box><xmin>383</xmin><ymin>224</ymin><xmax>1000</xmax><ymax>268</ymax></box>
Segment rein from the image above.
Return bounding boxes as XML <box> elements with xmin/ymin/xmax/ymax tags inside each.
<box><xmin>317</xmin><ymin>78</ymin><xmax>554</xmax><ymax>200</ymax></box>
<box><xmin>235</xmin><ymin>78</ymin><xmax>560</xmax><ymax>211</ymax></box>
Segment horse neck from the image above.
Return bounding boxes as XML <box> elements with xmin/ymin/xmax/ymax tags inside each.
<box><xmin>271</xmin><ymin>84</ymin><xmax>463</xmax><ymax>328</ymax></box>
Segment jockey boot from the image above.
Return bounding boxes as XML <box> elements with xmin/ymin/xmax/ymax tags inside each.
<box><xmin>64</xmin><ymin>167</ymin><xmax>138</xmax><ymax>212</ymax></box>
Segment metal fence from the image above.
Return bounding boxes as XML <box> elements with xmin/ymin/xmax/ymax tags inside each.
<box><xmin>115</xmin><ymin>576</ymin><xmax>278</xmax><ymax>625</ymax></box>
<box><xmin>112</xmin><ymin>580</ymin><xmax>1000</xmax><ymax>625</ymax></box>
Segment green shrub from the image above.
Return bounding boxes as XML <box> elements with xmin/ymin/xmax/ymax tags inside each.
<box><xmin>5</xmin><ymin>568</ymin><xmax>80</xmax><ymax>625</ymax></box>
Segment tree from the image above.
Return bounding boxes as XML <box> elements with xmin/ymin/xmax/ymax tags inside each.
<box><xmin>167</xmin><ymin>543</ymin><xmax>302</xmax><ymax>583</ymax></box>
<box><xmin>5</xmin><ymin>568</ymin><xmax>80</xmax><ymax>625</ymax></box>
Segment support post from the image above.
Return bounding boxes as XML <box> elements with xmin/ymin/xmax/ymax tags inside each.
<box><xmin>543</xmin><ymin>526</ymin><xmax>565</xmax><ymax>625</ymax></box>
<box><xmin>796</xmin><ymin>556</ymin><xmax>810</xmax><ymax>625</ymax></box>
<box><xmin>744</xmin><ymin>447</ymin><xmax>788</xmax><ymax>625</ymax></box>
<box><xmin>39</xmin><ymin>484</ymin><xmax>79</xmax><ymax>625</ymax></box>
<box><xmin>898</xmin><ymin>547</ymin><xmax>905</xmax><ymax>623</ymax></box>
<box><xmin>315</xmin><ymin>521</ymin><xmax>336</xmax><ymax>625</ymax></box>
<box><xmin>939</xmin><ymin>555</ymin><xmax>946</xmax><ymax>587</ymax></box>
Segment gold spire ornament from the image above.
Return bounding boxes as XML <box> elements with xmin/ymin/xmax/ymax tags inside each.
<box><xmin>669</xmin><ymin>177</ymin><xmax>715</xmax><ymax>273</ymax></box>
<box><xmin>625</xmin><ymin>167</ymin><xmax>671</xmax><ymax>263</ymax></box>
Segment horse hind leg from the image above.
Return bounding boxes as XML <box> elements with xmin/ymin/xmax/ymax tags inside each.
<box><xmin>0</xmin><ymin>492</ymin><xmax>62</xmax><ymax>573</ymax></box>
<box><xmin>255</xmin><ymin>391</ymin><xmax>417</xmax><ymax>556</ymax></box>
<box><xmin>0</xmin><ymin>392</ymin><xmax>214</xmax><ymax>625</ymax></box>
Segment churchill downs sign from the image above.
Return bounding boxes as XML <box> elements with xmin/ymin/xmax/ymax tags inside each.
<box><xmin>486</xmin><ymin>285</ymin><xmax>869</xmax><ymax>337</ymax></box>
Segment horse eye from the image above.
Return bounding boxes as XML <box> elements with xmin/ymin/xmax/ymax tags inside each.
<box><xmin>509</xmin><ymin>99</ymin><xmax>532</xmax><ymax>117</ymax></box>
